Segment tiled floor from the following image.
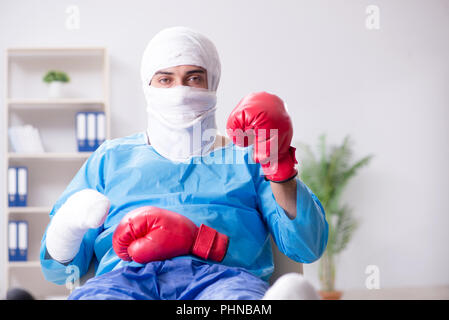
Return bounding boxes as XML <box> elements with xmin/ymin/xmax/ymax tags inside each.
<box><xmin>341</xmin><ymin>285</ymin><xmax>449</xmax><ymax>300</ymax></box>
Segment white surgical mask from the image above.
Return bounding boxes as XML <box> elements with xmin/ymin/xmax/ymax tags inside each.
<box><xmin>144</xmin><ymin>85</ymin><xmax>218</xmax><ymax>162</ymax></box>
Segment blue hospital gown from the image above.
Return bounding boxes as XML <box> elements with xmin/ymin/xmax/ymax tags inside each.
<box><xmin>39</xmin><ymin>132</ymin><xmax>328</xmax><ymax>293</ymax></box>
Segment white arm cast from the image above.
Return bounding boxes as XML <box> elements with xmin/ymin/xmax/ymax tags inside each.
<box><xmin>45</xmin><ymin>189</ymin><xmax>110</xmax><ymax>263</ymax></box>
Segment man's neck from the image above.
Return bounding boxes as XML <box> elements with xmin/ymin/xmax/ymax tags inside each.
<box><xmin>146</xmin><ymin>132</ymin><xmax>231</xmax><ymax>151</ymax></box>
<box><xmin>212</xmin><ymin>134</ymin><xmax>231</xmax><ymax>150</ymax></box>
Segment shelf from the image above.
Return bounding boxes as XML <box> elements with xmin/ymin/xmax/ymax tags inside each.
<box><xmin>4</xmin><ymin>45</ymin><xmax>110</xmax><ymax>300</ymax></box>
<box><xmin>7</xmin><ymin>47</ymin><xmax>106</xmax><ymax>56</ymax></box>
<box><xmin>8</xmin><ymin>206</ymin><xmax>52</xmax><ymax>215</ymax></box>
<box><xmin>7</xmin><ymin>261</ymin><xmax>41</xmax><ymax>268</ymax></box>
<box><xmin>8</xmin><ymin>98</ymin><xmax>106</xmax><ymax>105</ymax></box>
<box><xmin>8</xmin><ymin>152</ymin><xmax>92</xmax><ymax>160</ymax></box>
<box><xmin>7</xmin><ymin>98</ymin><xmax>106</xmax><ymax>110</ymax></box>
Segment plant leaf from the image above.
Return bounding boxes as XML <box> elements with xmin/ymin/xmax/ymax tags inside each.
<box><xmin>298</xmin><ymin>134</ymin><xmax>372</xmax><ymax>255</ymax></box>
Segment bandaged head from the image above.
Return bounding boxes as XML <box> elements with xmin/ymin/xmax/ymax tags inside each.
<box><xmin>141</xmin><ymin>26</ymin><xmax>221</xmax><ymax>162</ymax></box>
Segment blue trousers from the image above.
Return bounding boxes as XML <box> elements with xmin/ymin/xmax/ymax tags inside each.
<box><xmin>68</xmin><ymin>258</ymin><xmax>269</xmax><ymax>300</ymax></box>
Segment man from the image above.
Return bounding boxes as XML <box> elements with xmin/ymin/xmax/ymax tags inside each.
<box><xmin>40</xmin><ymin>26</ymin><xmax>328</xmax><ymax>300</ymax></box>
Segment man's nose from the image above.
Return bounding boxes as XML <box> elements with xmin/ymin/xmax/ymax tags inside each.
<box><xmin>171</xmin><ymin>77</ymin><xmax>184</xmax><ymax>87</ymax></box>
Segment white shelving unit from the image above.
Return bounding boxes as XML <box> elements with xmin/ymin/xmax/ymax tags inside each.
<box><xmin>8</xmin><ymin>152</ymin><xmax>92</xmax><ymax>160</ymax></box>
<box><xmin>3</xmin><ymin>47</ymin><xmax>110</xmax><ymax>299</ymax></box>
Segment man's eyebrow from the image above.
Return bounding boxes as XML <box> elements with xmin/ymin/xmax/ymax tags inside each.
<box><xmin>154</xmin><ymin>71</ymin><xmax>174</xmax><ymax>75</ymax></box>
<box><xmin>185</xmin><ymin>69</ymin><xmax>205</xmax><ymax>75</ymax></box>
<box><xmin>154</xmin><ymin>69</ymin><xmax>205</xmax><ymax>76</ymax></box>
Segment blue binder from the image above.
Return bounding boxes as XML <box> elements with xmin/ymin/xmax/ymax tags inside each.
<box><xmin>86</xmin><ymin>112</ymin><xmax>97</xmax><ymax>151</ymax></box>
<box><xmin>8</xmin><ymin>221</ymin><xmax>18</xmax><ymax>261</ymax></box>
<box><xmin>17</xmin><ymin>221</ymin><xmax>28</xmax><ymax>261</ymax></box>
<box><xmin>16</xmin><ymin>167</ymin><xmax>28</xmax><ymax>207</ymax></box>
<box><xmin>8</xmin><ymin>220</ymin><xmax>28</xmax><ymax>261</ymax></box>
<box><xmin>8</xmin><ymin>166</ymin><xmax>27</xmax><ymax>207</ymax></box>
<box><xmin>95</xmin><ymin>112</ymin><xmax>106</xmax><ymax>149</ymax></box>
<box><xmin>76</xmin><ymin>112</ymin><xmax>88</xmax><ymax>152</ymax></box>
<box><xmin>8</xmin><ymin>167</ymin><xmax>17</xmax><ymax>206</ymax></box>
<box><xmin>76</xmin><ymin>111</ymin><xmax>106</xmax><ymax>152</ymax></box>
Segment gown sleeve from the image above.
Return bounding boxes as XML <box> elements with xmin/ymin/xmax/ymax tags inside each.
<box><xmin>39</xmin><ymin>142</ymin><xmax>109</xmax><ymax>285</ymax></box>
<box><xmin>255</xmin><ymin>169</ymin><xmax>329</xmax><ymax>264</ymax></box>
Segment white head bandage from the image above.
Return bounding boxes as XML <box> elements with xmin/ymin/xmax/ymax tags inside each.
<box><xmin>141</xmin><ymin>26</ymin><xmax>221</xmax><ymax>162</ymax></box>
<box><xmin>141</xmin><ymin>26</ymin><xmax>221</xmax><ymax>91</ymax></box>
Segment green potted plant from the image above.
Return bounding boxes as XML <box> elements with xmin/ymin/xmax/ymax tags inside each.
<box><xmin>43</xmin><ymin>70</ymin><xmax>70</xmax><ymax>98</ymax></box>
<box><xmin>298</xmin><ymin>135</ymin><xmax>373</xmax><ymax>300</ymax></box>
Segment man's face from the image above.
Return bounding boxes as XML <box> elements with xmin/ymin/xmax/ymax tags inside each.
<box><xmin>150</xmin><ymin>65</ymin><xmax>208</xmax><ymax>89</ymax></box>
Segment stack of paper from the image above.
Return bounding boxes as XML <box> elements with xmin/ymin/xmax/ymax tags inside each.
<box><xmin>8</xmin><ymin>125</ymin><xmax>45</xmax><ymax>153</ymax></box>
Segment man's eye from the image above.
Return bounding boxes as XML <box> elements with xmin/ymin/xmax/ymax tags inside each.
<box><xmin>159</xmin><ymin>78</ymin><xmax>170</xmax><ymax>84</ymax></box>
<box><xmin>188</xmin><ymin>76</ymin><xmax>201</xmax><ymax>82</ymax></box>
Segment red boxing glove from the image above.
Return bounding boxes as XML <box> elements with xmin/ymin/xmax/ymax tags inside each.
<box><xmin>226</xmin><ymin>92</ymin><xmax>298</xmax><ymax>182</ymax></box>
<box><xmin>112</xmin><ymin>206</ymin><xmax>229</xmax><ymax>264</ymax></box>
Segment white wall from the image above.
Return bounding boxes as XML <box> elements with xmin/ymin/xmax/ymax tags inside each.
<box><xmin>1</xmin><ymin>0</ymin><xmax>448</xmax><ymax>292</ymax></box>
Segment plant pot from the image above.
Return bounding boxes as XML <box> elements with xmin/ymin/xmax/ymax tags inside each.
<box><xmin>318</xmin><ymin>290</ymin><xmax>343</xmax><ymax>300</ymax></box>
<box><xmin>48</xmin><ymin>81</ymin><xmax>64</xmax><ymax>98</ymax></box>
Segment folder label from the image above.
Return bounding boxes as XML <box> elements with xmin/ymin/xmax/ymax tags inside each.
<box><xmin>96</xmin><ymin>112</ymin><xmax>106</xmax><ymax>147</ymax></box>
<box><xmin>17</xmin><ymin>167</ymin><xmax>27</xmax><ymax>206</ymax></box>
<box><xmin>76</xmin><ymin>113</ymin><xmax>87</xmax><ymax>152</ymax></box>
<box><xmin>87</xmin><ymin>112</ymin><xmax>96</xmax><ymax>148</ymax></box>
<box><xmin>8</xmin><ymin>167</ymin><xmax>17</xmax><ymax>206</ymax></box>
<box><xmin>8</xmin><ymin>222</ymin><xmax>17</xmax><ymax>260</ymax></box>
<box><xmin>18</xmin><ymin>221</ymin><xmax>28</xmax><ymax>260</ymax></box>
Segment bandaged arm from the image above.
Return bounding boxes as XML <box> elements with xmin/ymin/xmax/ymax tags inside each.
<box><xmin>45</xmin><ymin>189</ymin><xmax>110</xmax><ymax>263</ymax></box>
<box><xmin>256</xmin><ymin>173</ymin><xmax>329</xmax><ymax>263</ymax></box>
<box><xmin>40</xmin><ymin>143</ymin><xmax>109</xmax><ymax>285</ymax></box>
